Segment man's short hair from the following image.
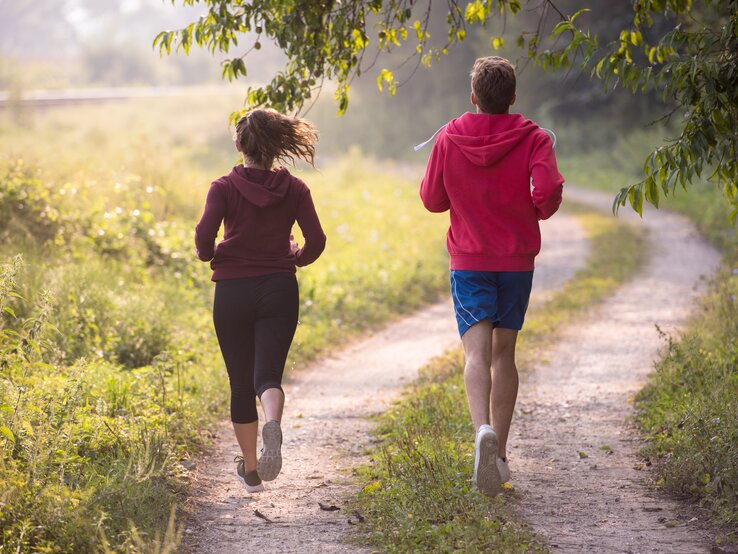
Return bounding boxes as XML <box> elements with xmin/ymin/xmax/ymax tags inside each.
<box><xmin>470</xmin><ymin>56</ymin><xmax>516</xmax><ymax>114</ymax></box>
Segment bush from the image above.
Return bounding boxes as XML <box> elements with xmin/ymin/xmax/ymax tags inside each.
<box><xmin>109</xmin><ymin>293</ymin><xmax>172</xmax><ymax>369</ymax></box>
<box><xmin>635</xmin><ymin>266</ymin><xmax>738</xmax><ymax>529</ymax></box>
<box><xmin>0</xmin><ymin>258</ymin><xmax>194</xmax><ymax>552</ymax></box>
<box><xmin>0</xmin><ymin>161</ymin><xmax>68</xmax><ymax>244</ymax></box>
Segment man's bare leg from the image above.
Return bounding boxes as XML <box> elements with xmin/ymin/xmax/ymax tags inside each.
<box><xmin>461</xmin><ymin>320</ymin><xmax>494</xmax><ymax>430</ymax></box>
<box><xmin>463</xmin><ymin>320</ymin><xmax>506</xmax><ymax>494</ymax></box>
<box><xmin>490</xmin><ymin>327</ymin><xmax>519</xmax><ymax>459</ymax></box>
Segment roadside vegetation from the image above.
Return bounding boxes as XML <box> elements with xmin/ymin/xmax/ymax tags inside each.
<box><xmin>351</xmin><ymin>204</ymin><xmax>646</xmax><ymax>552</ymax></box>
<box><xmin>0</xmin><ymin>96</ymin><xmax>448</xmax><ymax>553</ymax></box>
<box><xmin>561</xmin><ymin>130</ymin><xmax>738</xmax><ymax>542</ymax></box>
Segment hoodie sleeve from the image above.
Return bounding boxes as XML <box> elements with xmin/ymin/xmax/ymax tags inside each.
<box><xmin>194</xmin><ymin>180</ymin><xmax>227</xmax><ymax>262</ymax></box>
<box><xmin>420</xmin><ymin>134</ymin><xmax>450</xmax><ymax>213</ymax></box>
<box><xmin>530</xmin><ymin>132</ymin><xmax>564</xmax><ymax>220</ymax></box>
<box><xmin>294</xmin><ymin>187</ymin><xmax>326</xmax><ymax>267</ymax></box>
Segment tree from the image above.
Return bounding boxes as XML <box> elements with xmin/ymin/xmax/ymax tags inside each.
<box><xmin>155</xmin><ymin>1</ymin><xmax>738</xmax><ymax>217</ymax></box>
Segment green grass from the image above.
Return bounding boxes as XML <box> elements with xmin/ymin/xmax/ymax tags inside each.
<box><xmin>560</xmin><ymin>128</ymin><xmax>738</xmax><ymax>541</ymax></box>
<box><xmin>634</xmin><ymin>267</ymin><xmax>738</xmax><ymax>531</ymax></box>
<box><xmin>0</xmin><ymin>97</ymin><xmax>449</xmax><ymax>552</ymax></box>
<box><xmin>349</xmin><ymin>204</ymin><xmax>646</xmax><ymax>553</ymax></box>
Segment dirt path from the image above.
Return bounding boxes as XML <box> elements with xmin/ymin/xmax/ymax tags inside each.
<box><xmin>512</xmin><ymin>186</ymin><xmax>721</xmax><ymax>552</ymax></box>
<box><xmin>183</xmin><ymin>213</ymin><xmax>588</xmax><ymax>553</ymax></box>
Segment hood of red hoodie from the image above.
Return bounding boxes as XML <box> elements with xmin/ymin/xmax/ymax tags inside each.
<box><xmin>228</xmin><ymin>165</ymin><xmax>292</xmax><ymax>207</ymax></box>
<box><xmin>445</xmin><ymin>112</ymin><xmax>539</xmax><ymax>166</ymax></box>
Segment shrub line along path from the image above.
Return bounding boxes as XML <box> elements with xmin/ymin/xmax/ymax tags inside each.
<box><xmin>185</xmin><ymin>186</ymin><xmax>718</xmax><ymax>553</ymax></box>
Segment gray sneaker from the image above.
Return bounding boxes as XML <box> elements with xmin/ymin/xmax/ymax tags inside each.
<box><xmin>473</xmin><ymin>425</ymin><xmax>502</xmax><ymax>496</ymax></box>
<box><xmin>257</xmin><ymin>420</ymin><xmax>283</xmax><ymax>482</ymax></box>
<box><xmin>235</xmin><ymin>456</ymin><xmax>264</xmax><ymax>493</ymax></box>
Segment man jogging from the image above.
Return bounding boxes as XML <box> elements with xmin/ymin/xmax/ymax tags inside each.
<box><xmin>420</xmin><ymin>56</ymin><xmax>564</xmax><ymax>495</ymax></box>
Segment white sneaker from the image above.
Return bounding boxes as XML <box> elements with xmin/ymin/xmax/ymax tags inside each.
<box><xmin>473</xmin><ymin>425</ymin><xmax>502</xmax><ymax>496</ymax></box>
<box><xmin>497</xmin><ymin>457</ymin><xmax>511</xmax><ymax>484</ymax></box>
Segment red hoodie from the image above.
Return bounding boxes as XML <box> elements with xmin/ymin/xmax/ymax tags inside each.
<box><xmin>420</xmin><ymin>112</ymin><xmax>563</xmax><ymax>272</ymax></box>
<box><xmin>195</xmin><ymin>165</ymin><xmax>326</xmax><ymax>281</ymax></box>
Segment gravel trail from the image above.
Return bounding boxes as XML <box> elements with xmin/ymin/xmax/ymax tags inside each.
<box><xmin>512</xmin><ymin>186</ymin><xmax>721</xmax><ymax>553</ymax></box>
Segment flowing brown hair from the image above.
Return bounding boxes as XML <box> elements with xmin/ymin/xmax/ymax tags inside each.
<box><xmin>235</xmin><ymin>109</ymin><xmax>318</xmax><ymax>168</ymax></box>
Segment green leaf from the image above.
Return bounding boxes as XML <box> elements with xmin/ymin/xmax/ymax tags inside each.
<box><xmin>612</xmin><ymin>187</ymin><xmax>629</xmax><ymax>215</ymax></box>
<box><xmin>464</xmin><ymin>0</ymin><xmax>486</xmax><ymax>24</ymax></box>
<box><xmin>569</xmin><ymin>8</ymin><xmax>590</xmax><ymax>22</ymax></box>
<box><xmin>0</xmin><ymin>426</ymin><xmax>15</xmax><ymax>443</ymax></box>
<box><xmin>551</xmin><ymin>21</ymin><xmax>572</xmax><ymax>38</ymax></box>
<box><xmin>152</xmin><ymin>30</ymin><xmax>166</xmax><ymax>50</ymax></box>
<box><xmin>377</xmin><ymin>68</ymin><xmax>395</xmax><ymax>93</ymax></box>
<box><xmin>628</xmin><ymin>186</ymin><xmax>644</xmax><ymax>217</ymax></box>
<box><xmin>645</xmin><ymin>176</ymin><xmax>659</xmax><ymax>208</ymax></box>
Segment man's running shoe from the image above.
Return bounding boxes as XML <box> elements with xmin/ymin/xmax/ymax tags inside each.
<box><xmin>473</xmin><ymin>424</ymin><xmax>501</xmax><ymax>496</ymax></box>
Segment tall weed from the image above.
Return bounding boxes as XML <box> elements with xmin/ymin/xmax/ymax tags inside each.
<box><xmin>0</xmin><ymin>259</ymin><xmax>190</xmax><ymax>552</ymax></box>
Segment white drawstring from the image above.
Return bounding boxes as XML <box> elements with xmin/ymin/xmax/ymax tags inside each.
<box><xmin>413</xmin><ymin>124</ymin><xmax>447</xmax><ymax>151</ymax></box>
<box><xmin>540</xmin><ymin>127</ymin><xmax>557</xmax><ymax>149</ymax></box>
<box><xmin>414</xmin><ymin>124</ymin><xmax>557</xmax><ymax>151</ymax></box>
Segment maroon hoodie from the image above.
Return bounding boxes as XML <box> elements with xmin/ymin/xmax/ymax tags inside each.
<box><xmin>420</xmin><ymin>112</ymin><xmax>563</xmax><ymax>272</ymax></box>
<box><xmin>195</xmin><ymin>165</ymin><xmax>326</xmax><ymax>281</ymax></box>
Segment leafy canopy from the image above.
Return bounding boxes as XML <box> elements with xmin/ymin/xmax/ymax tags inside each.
<box><xmin>155</xmin><ymin>1</ymin><xmax>738</xmax><ymax>217</ymax></box>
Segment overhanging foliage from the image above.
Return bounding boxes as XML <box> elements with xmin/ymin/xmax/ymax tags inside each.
<box><xmin>155</xmin><ymin>0</ymin><xmax>738</xmax><ymax>217</ymax></box>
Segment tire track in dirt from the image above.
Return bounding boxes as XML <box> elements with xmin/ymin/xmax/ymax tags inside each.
<box><xmin>512</xmin><ymin>186</ymin><xmax>721</xmax><ymax>553</ymax></box>
<box><xmin>183</xmin><ymin>213</ymin><xmax>588</xmax><ymax>553</ymax></box>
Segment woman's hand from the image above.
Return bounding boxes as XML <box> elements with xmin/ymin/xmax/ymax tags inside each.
<box><xmin>290</xmin><ymin>234</ymin><xmax>300</xmax><ymax>255</ymax></box>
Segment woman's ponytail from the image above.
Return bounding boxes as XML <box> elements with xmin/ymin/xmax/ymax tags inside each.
<box><xmin>235</xmin><ymin>109</ymin><xmax>318</xmax><ymax>169</ymax></box>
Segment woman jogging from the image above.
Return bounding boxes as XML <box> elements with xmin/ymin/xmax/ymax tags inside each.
<box><xmin>195</xmin><ymin>108</ymin><xmax>326</xmax><ymax>492</ymax></box>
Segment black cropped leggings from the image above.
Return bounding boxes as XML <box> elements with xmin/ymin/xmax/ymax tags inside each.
<box><xmin>213</xmin><ymin>272</ymin><xmax>299</xmax><ymax>424</ymax></box>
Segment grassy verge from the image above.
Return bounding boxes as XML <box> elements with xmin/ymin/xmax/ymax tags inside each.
<box><xmin>0</xmin><ymin>98</ymin><xmax>448</xmax><ymax>552</ymax></box>
<box><xmin>634</xmin><ymin>266</ymin><xmax>738</xmax><ymax>532</ymax></box>
<box><xmin>560</xmin><ymin>130</ymin><xmax>738</xmax><ymax>542</ymax></box>
<box><xmin>350</xmin><ymin>203</ymin><xmax>646</xmax><ymax>553</ymax></box>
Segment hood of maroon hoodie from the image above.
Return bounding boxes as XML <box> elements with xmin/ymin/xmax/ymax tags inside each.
<box><xmin>445</xmin><ymin>112</ymin><xmax>539</xmax><ymax>166</ymax></box>
<box><xmin>228</xmin><ymin>165</ymin><xmax>292</xmax><ymax>207</ymax></box>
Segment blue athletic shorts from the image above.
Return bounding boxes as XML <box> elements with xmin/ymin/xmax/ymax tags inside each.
<box><xmin>450</xmin><ymin>270</ymin><xmax>534</xmax><ymax>337</ymax></box>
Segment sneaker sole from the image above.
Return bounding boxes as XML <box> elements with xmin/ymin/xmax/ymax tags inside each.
<box><xmin>475</xmin><ymin>430</ymin><xmax>502</xmax><ymax>497</ymax></box>
<box><xmin>257</xmin><ymin>421</ymin><xmax>282</xmax><ymax>482</ymax></box>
